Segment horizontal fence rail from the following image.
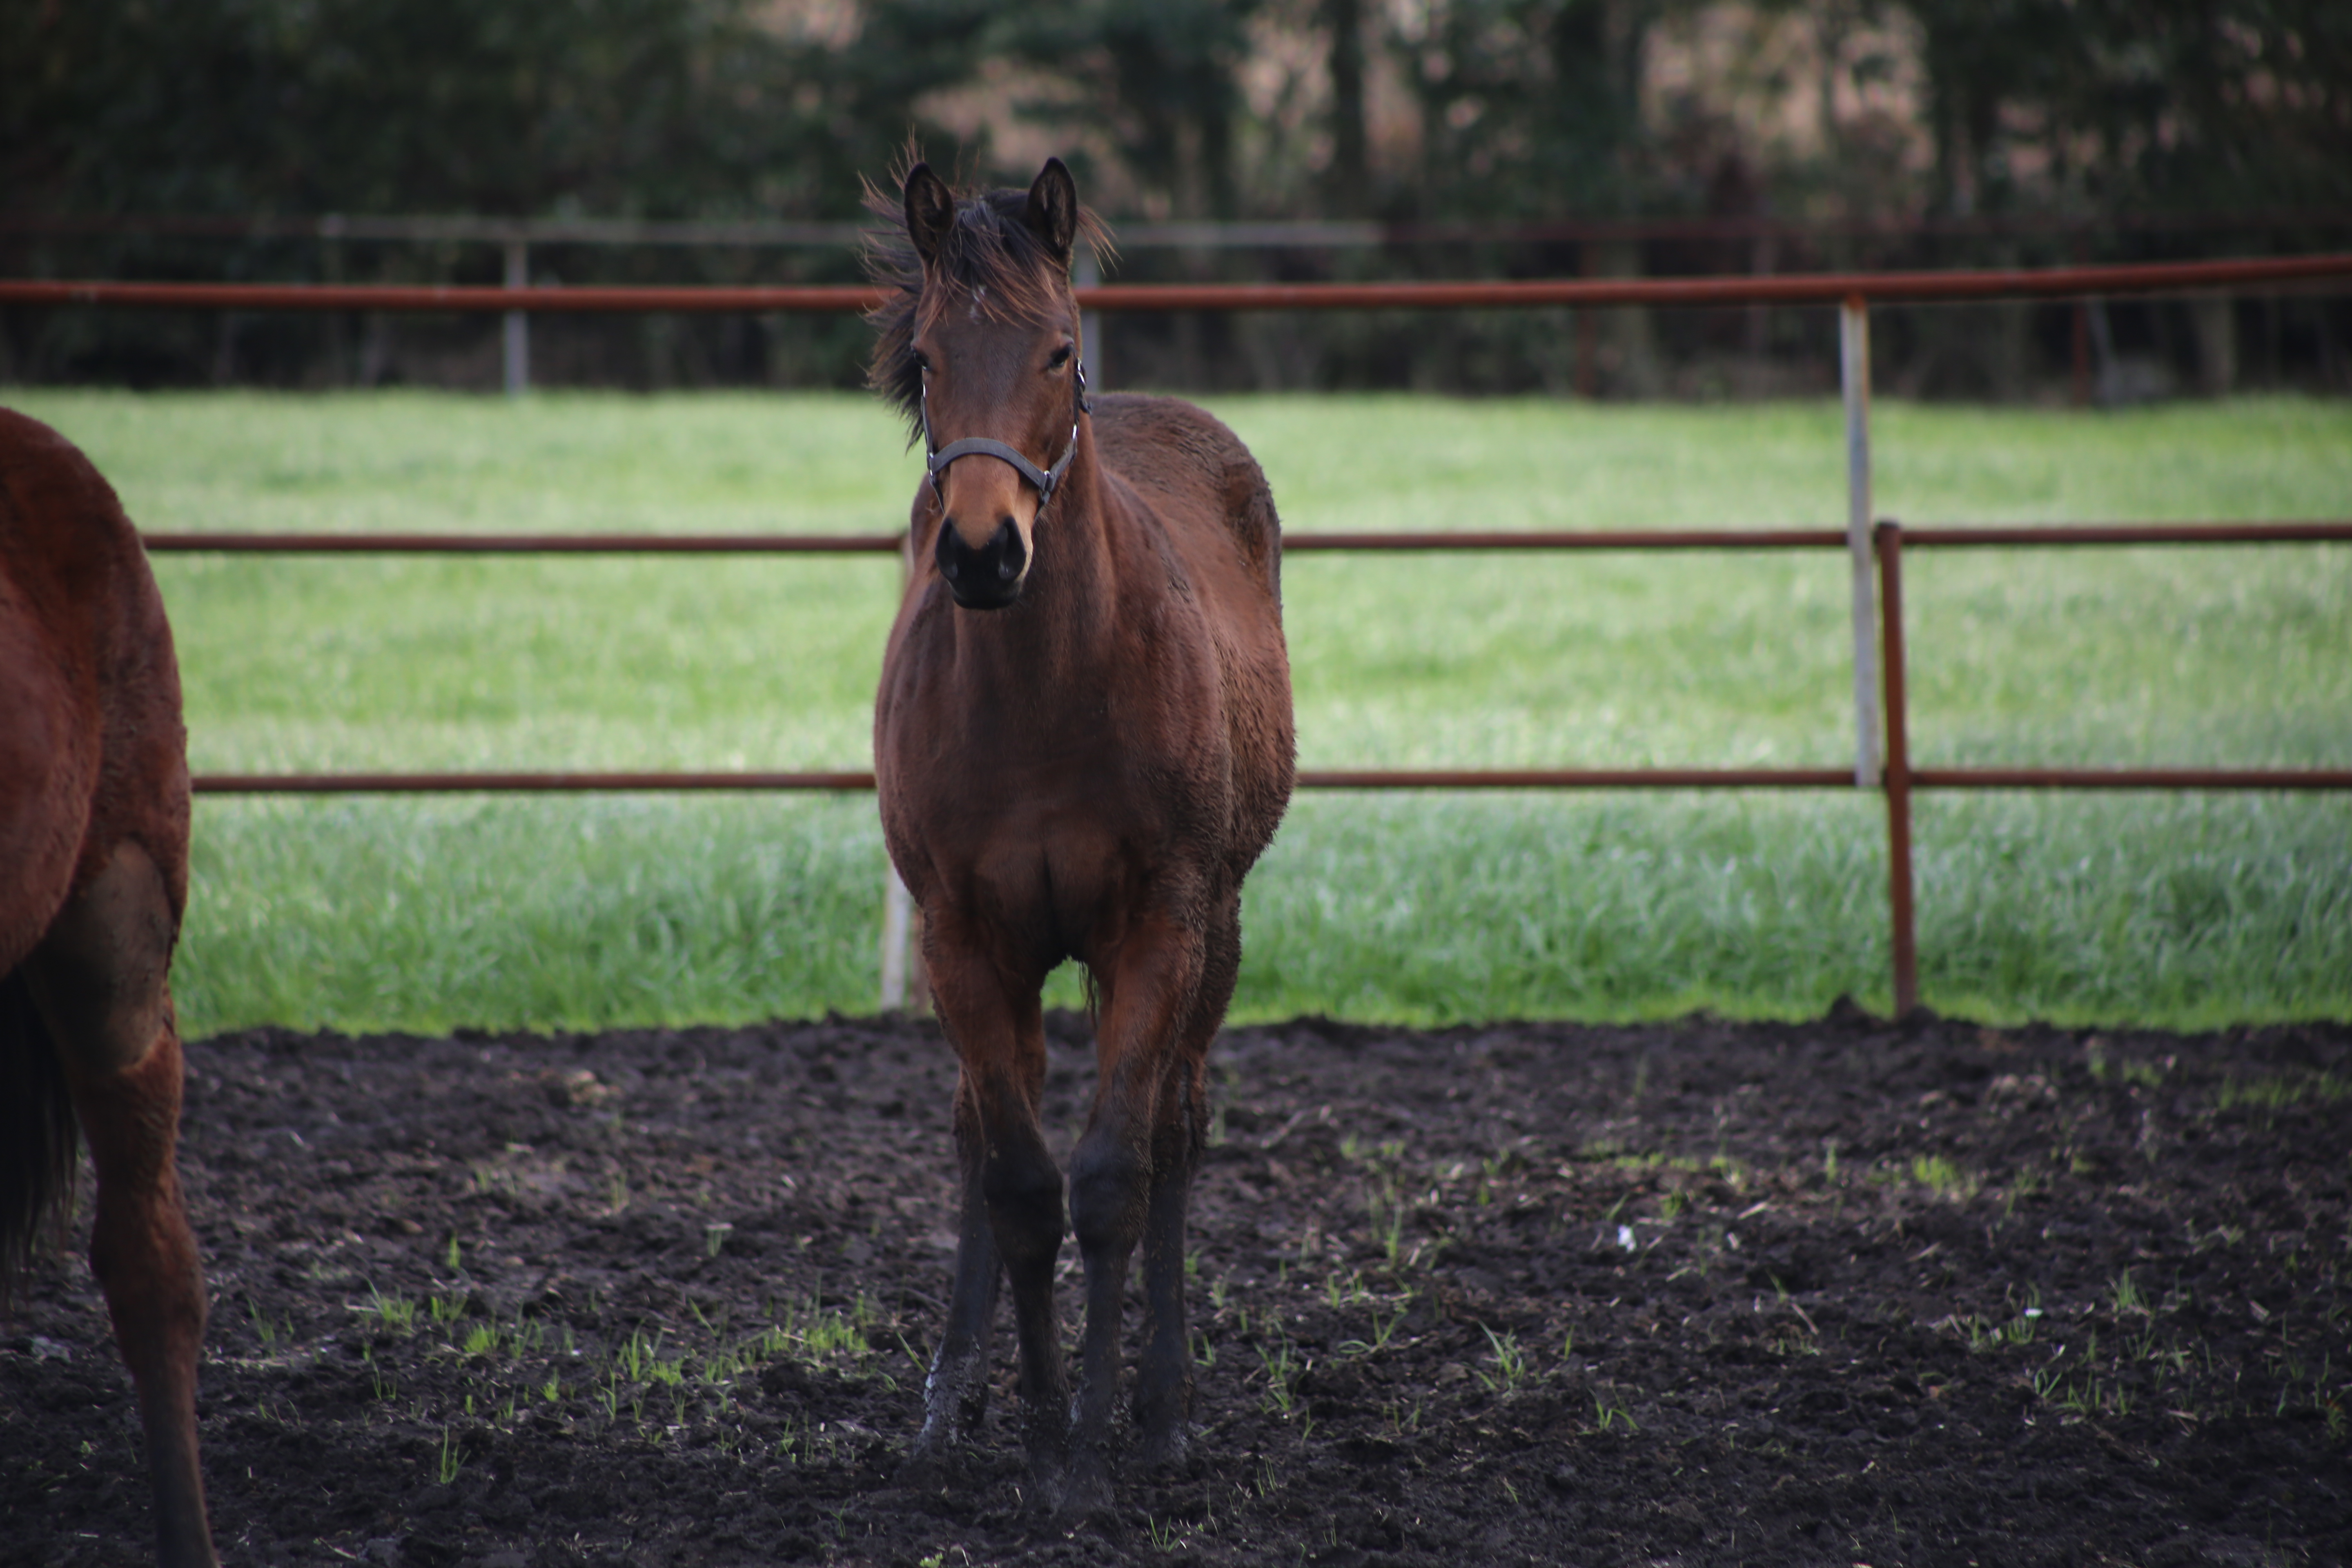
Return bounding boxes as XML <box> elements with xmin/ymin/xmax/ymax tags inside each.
<box><xmin>33</xmin><ymin>248</ymin><xmax>2352</xmax><ymax>1014</ymax></box>
<box><xmin>136</xmin><ymin>521</ymin><xmax>2352</xmax><ymax>559</ymax></box>
<box><xmin>146</xmin><ymin>518</ymin><xmax>2352</xmax><ymax>804</ymax></box>
<box><xmin>1910</xmin><ymin>768</ymin><xmax>2352</xmax><ymax>790</ymax></box>
<box><xmin>1900</xmin><ymin>521</ymin><xmax>2352</xmax><ymax>548</ymax></box>
<box><xmin>141</xmin><ymin>532</ymin><xmax>906</xmax><ymax>555</ymax></box>
<box><xmin>11</xmin><ymin>207</ymin><xmax>2352</xmax><ymax>249</ymax></box>
<box><xmin>191</xmin><ymin>771</ymin><xmax>880</xmax><ymax>794</ymax></box>
<box><xmin>8</xmin><ymin>252</ymin><xmax>2352</xmax><ymax>316</ymax></box>
<box><xmin>138</xmin><ymin>528</ymin><xmax>1860</xmax><ymax>555</ymax></box>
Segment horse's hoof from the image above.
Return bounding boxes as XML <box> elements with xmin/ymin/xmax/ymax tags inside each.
<box><xmin>899</xmin><ymin>1443</ymin><xmax>952</xmax><ymax>1488</ymax></box>
<box><xmin>1018</xmin><ymin>1466</ymin><xmax>1067</xmax><ymax>1518</ymax></box>
<box><xmin>1013</xmin><ymin>1437</ymin><xmax>1071</xmax><ymax>1517</ymax></box>
<box><xmin>1134</xmin><ymin>1423</ymin><xmax>1191</xmax><ymax>1473</ymax></box>
<box><xmin>1056</xmin><ymin>1463</ymin><xmax>1114</xmax><ymax>1520</ymax></box>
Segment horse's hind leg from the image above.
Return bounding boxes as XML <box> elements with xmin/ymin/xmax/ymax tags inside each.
<box><xmin>1131</xmin><ymin>1049</ymin><xmax>1207</xmax><ymax>1469</ymax></box>
<box><xmin>27</xmin><ymin>843</ymin><xmax>215</xmax><ymax>1568</ymax></box>
<box><xmin>1133</xmin><ymin>894</ymin><xmax>1239</xmax><ymax>1470</ymax></box>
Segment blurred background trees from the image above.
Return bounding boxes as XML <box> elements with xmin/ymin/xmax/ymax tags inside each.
<box><xmin>3</xmin><ymin>0</ymin><xmax>2346</xmax><ymax>390</ymax></box>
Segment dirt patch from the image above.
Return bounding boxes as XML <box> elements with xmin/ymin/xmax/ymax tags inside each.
<box><xmin>5</xmin><ymin>1007</ymin><xmax>2348</xmax><ymax>1566</ymax></box>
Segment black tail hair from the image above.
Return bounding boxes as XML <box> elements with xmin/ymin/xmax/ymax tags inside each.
<box><xmin>0</xmin><ymin>969</ymin><xmax>79</xmax><ymax>1305</ymax></box>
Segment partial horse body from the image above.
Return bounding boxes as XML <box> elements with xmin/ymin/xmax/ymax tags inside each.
<box><xmin>870</xmin><ymin>160</ymin><xmax>1296</xmax><ymax>1511</ymax></box>
<box><xmin>0</xmin><ymin>408</ymin><xmax>214</xmax><ymax>1567</ymax></box>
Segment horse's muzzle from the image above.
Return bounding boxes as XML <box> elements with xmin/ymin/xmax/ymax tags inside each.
<box><xmin>935</xmin><ymin>514</ymin><xmax>1029</xmax><ymax>610</ymax></box>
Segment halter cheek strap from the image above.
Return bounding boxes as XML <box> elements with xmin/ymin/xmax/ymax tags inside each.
<box><xmin>923</xmin><ymin>357</ymin><xmax>1090</xmax><ymax>512</ymax></box>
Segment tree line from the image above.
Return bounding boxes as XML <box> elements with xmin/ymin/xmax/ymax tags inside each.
<box><xmin>4</xmin><ymin>0</ymin><xmax>2346</xmax><ymax>392</ymax></box>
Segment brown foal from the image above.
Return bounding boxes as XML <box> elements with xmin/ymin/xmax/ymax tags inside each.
<box><xmin>869</xmin><ymin>159</ymin><xmax>1296</xmax><ymax>1512</ymax></box>
<box><xmin>1</xmin><ymin>408</ymin><xmax>213</xmax><ymax>1566</ymax></box>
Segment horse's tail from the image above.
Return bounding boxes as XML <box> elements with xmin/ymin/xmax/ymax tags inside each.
<box><xmin>0</xmin><ymin>967</ymin><xmax>79</xmax><ymax>1306</ymax></box>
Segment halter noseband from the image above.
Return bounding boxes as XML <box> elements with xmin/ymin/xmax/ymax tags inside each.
<box><xmin>921</xmin><ymin>348</ymin><xmax>1090</xmax><ymax>513</ymax></box>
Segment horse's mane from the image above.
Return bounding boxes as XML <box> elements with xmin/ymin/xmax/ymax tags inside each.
<box><xmin>863</xmin><ymin>169</ymin><xmax>1109</xmax><ymax>444</ymax></box>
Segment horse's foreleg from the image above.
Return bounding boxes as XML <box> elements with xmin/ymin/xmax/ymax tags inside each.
<box><xmin>1067</xmin><ymin>920</ymin><xmax>1202</xmax><ymax>1512</ymax></box>
<box><xmin>915</xmin><ymin>1072</ymin><xmax>1002</xmax><ymax>1455</ymax></box>
<box><xmin>924</xmin><ymin>941</ymin><xmax>1069</xmax><ymax>1498</ymax></box>
<box><xmin>1134</xmin><ymin>898</ymin><xmax>1238</xmax><ymax>1470</ymax></box>
<box><xmin>29</xmin><ymin>844</ymin><xmax>214</xmax><ymax>1568</ymax></box>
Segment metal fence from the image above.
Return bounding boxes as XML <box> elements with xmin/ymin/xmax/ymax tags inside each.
<box><xmin>9</xmin><ymin>251</ymin><xmax>2350</xmax><ymax>1013</ymax></box>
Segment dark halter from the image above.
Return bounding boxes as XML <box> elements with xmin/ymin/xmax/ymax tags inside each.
<box><xmin>921</xmin><ymin>336</ymin><xmax>1090</xmax><ymax>514</ymax></box>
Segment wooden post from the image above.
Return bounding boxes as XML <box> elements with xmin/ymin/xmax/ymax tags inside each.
<box><xmin>2070</xmin><ymin>301</ymin><xmax>2092</xmax><ymax>406</ymax></box>
<box><xmin>2069</xmin><ymin>235</ymin><xmax>2092</xmax><ymax>406</ymax></box>
<box><xmin>1574</xmin><ymin>244</ymin><xmax>1598</xmax><ymax>398</ymax></box>
<box><xmin>1839</xmin><ymin>296</ymin><xmax>1881</xmax><ymax>788</ymax></box>
<box><xmin>502</xmin><ymin>239</ymin><xmax>530</xmax><ymax>397</ymax></box>
<box><xmin>1075</xmin><ymin>249</ymin><xmax>1104</xmax><ymax>385</ymax></box>
<box><xmin>1745</xmin><ymin>232</ymin><xmax>1775</xmax><ymax>368</ymax></box>
<box><xmin>1875</xmin><ymin>520</ymin><xmax>1920</xmax><ymax>1016</ymax></box>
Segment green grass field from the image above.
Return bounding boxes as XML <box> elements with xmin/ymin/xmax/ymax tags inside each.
<box><xmin>10</xmin><ymin>388</ymin><xmax>2350</xmax><ymax>1035</ymax></box>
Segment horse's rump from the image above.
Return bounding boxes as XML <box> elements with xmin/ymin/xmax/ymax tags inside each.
<box><xmin>0</xmin><ymin>409</ymin><xmax>189</xmax><ymax>921</ymax></box>
<box><xmin>0</xmin><ymin>408</ymin><xmax>187</xmax><ymax>1291</ymax></box>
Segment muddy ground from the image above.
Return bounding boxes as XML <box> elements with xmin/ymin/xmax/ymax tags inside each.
<box><xmin>4</xmin><ymin>1005</ymin><xmax>2348</xmax><ymax>1566</ymax></box>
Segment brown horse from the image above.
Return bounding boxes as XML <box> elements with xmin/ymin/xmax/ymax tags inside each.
<box><xmin>1</xmin><ymin>408</ymin><xmax>214</xmax><ymax>1567</ymax></box>
<box><xmin>869</xmin><ymin>159</ymin><xmax>1295</xmax><ymax>1511</ymax></box>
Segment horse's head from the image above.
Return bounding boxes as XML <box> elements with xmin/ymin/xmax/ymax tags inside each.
<box><xmin>870</xmin><ymin>159</ymin><xmax>1098</xmax><ymax>611</ymax></box>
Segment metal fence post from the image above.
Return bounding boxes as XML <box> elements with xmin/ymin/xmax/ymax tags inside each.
<box><xmin>1875</xmin><ymin>520</ymin><xmax>1920</xmax><ymax>1016</ymax></box>
<box><xmin>503</xmin><ymin>239</ymin><xmax>530</xmax><ymax>396</ymax></box>
<box><xmin>1840</xmin><ymin>296</ymin><xmax>1881</xmax><ymax>787</ymax></box>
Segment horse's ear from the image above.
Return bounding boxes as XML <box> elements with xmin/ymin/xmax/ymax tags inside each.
<box><xmin>1022</xmin><ymin>158</ymin><xmax>1079</xmax><ymax>265</ymax></box>
<box><xmin>904</xmin><ymin>163</ymin><xmax>956</xmax><ymax>268</ymax></box>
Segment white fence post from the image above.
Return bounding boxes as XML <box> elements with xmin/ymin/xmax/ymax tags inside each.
<box><xmin>1840</xmin><ymin>296</ymin><xmax>1880</xmax><ymax>787</ymax></box>
<box><xmin>879</xmin><ymin>864</ymin><xmax>919</xmax><ymax>1012</ymax></box>
<box><xmin>502</xmin><ymin>239</ymin><xmax>530</xmax><ymax>396</ymax></box>
<box><xmin>878</xmin><ymin>543</ymin><xmax>929</xmax><ymax>1013</ymax></box>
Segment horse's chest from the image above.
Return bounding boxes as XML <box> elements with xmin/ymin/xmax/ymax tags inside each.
<box><xmin>965</xmin><ymin>809</ymin><xmax>1128</xmax><ymax>934</ymax></box>
<box><xmin>899</xmin><ymin>733</ymin><xmax>1212</xmax><ymax>941</ymax></box>
<box><xmin>878</xmin><ymin>592</ymin><xmax>1238</xmax><ymax>940</ymax></box>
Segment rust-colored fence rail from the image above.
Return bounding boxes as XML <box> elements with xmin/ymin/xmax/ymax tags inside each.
<box><xmin>26</xmin><ymin>251</ymin><xmax>2352</xmax><ymax>1013</ymax></box>
<box><xmin>9</xmin><ymin>250</ymin><xmax>2348</xmax><ymax>316</ymax></box>
<box><xmin>12</xmin><ymin>206</ymin><xmax>2349</xmax><ymax>247</ymax></box>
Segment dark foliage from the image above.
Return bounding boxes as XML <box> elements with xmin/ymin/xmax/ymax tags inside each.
<box><xmin>3</xmin><ymin>0</ymin><xmax>2347</xmax><ymax>392</ymax></box>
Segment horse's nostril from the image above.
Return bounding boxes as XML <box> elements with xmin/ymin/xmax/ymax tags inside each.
<box><xmin>935</xmin><ymin>520</ymin><xmax>962</xmax><ymax>581</ymax></box>
<box><xmin>994</xmin><ymin>518</ymin><xmax>1026</xmax><ymax>581</ymax></box>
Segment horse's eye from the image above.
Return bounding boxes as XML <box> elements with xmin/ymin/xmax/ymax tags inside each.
<box><xmin>912</xmin><ymin>351</ymin><xmax>932</xmax><ymax>375</ymax></box>
<box><xmin>1047</xmin><ymin>345</ymin><xmax>1072</xmax><ymax>370</ymax></box>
